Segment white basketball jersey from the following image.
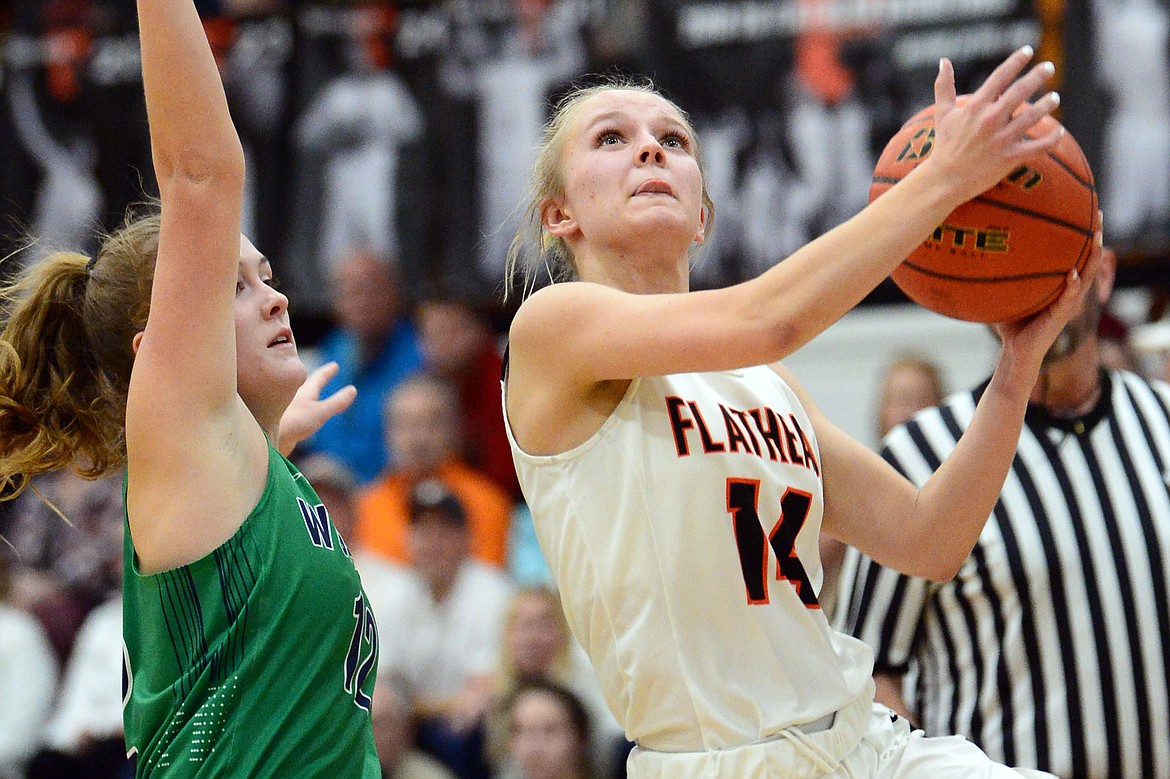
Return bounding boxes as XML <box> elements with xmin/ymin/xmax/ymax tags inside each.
<box><xmin>506</xmin><ymin>366</ymin><xmax>874</xmax><ymax>752</ymax></box>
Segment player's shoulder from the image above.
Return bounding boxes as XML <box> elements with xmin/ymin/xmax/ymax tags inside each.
<box><xmin>519</xmin><ymin>277</ymin><xmax>623</xmax><ymax>318</ymax></box>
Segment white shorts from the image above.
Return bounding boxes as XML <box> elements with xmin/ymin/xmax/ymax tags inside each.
<box><xmin>626</xmin><ymin>684</ymin><xmax>1057</xmax><ymax>779</ymax></box>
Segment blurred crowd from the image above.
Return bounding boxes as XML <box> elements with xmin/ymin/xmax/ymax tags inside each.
<box><xmin>14</xmin><ymin>0</ymin><xmax>1170</xmax><ymax>314</ymax></box>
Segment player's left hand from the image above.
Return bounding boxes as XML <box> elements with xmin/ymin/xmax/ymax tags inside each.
<box><xmin>277</xmin><ymin>362</ymin><xmax>357</xmax><ymax>456</ymax></box>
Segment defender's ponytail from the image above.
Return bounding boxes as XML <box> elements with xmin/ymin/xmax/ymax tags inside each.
<box><xmin>0</xmin><ymin>212</ymin><xmax>160</xmax><ymax>500</ymax></box>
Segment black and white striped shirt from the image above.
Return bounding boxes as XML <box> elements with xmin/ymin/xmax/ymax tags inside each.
<box><xmin>835</xmin><ymin>369</ymin><xmax>1170</xmax><ymax>779</ymax></box>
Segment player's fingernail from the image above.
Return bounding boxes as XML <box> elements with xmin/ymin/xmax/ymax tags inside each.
<box><xmin>1020</xmin><ymin>45</ymin><xmax>1034</xmax><ymax>59</ymax></box>
<box><xmin>939</xmin><ymin>58</ymin><xmax>945</xmax><ymax>74</ymax></box>
<box><xmin>1040</xmin><ymin>61</ymin><xmax>1055</xmax><ymax>75</ymax></box>
<box><xmin>1049</xmin><ymin>92</ymin><xmax>1060</xmax><ymax>107</ymax></box>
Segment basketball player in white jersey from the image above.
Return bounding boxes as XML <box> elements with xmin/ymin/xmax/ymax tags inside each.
<box><xmin>502</xmin><ymin>48</ymin><xmax>1096</xmax><ymax>778</ymax></box>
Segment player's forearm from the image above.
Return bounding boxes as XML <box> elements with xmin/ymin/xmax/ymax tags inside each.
<box><xmin>137</xmin><ymin>0</ymin><xmax>244</xmax><ymax>187</ymax></box>
<box><xmin>910</xmin><ymin>357</ymin><xmax>1034</xmax><ymax>579</ymax></box>
<box><xmin>747</xmin><ymin>162</ymin><xmax>959</xmax><ymax>357</ymax></box>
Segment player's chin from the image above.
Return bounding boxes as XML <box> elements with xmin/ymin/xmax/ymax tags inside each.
<box><xmin>630</xmin><ymin>209</ymin><xmax>697</xmax><ymax>240</ymax></box>
<box><xmin>286</xmin><ymin>359</ymin><xmax>310</xmax><ymax>388</ymax></box>
<box><xmin>260</xmin><ymin>352</ymin><xmax>309</xmax><ymax>390</ymax></box>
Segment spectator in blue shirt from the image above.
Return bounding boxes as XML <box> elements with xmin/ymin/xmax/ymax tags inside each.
<box><xmin>306</xmin><ymin>247</ymin><xmax>423</xmax><ymax>483</ymax></box>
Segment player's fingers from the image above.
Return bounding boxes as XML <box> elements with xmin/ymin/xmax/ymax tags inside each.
<box><xmin>1003</xmin><ymin>96</ymin><xmax>1063</xmax><ymax>160</ymax></box>
<box><xmin>990</xmin><ymin>60</ymin><xmax>1056</xmax><ymax>124</ymax></box>
<box><xmin>1078</xmin><ymin>230</ymin><xmax>1105</xmax><ymax>290</ymax></box>
<box><xmin>1003</xmin><ymin>91</ymin><xmax>1060</xmax><ymax>137</ymax></box>
<box><xmin>302</xmin><ymin>361</ymin><xmax>341</xmax><ymax>393</ymax></box>
<box><xmin>320</xmin><ymin>384</ymin><xmax>357</xmax><ymax>416</ymax></box>
<box><xmin>933</xmin><ymin>58</ymin><xmax>957</xmax><ymax>121</ymax></box>
<box><xmin>969</xmin><ymin>45</ymin><xmax>1035</xmax><ymax>105</ymax></box>
<box><xmin>1049</xmin><ymin>231</ymin><xmax>1102</xmax><ymax>319</ymax></box>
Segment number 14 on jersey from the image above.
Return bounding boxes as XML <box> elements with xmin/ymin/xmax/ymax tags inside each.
<box><xmin>726</xmin><ymin>478</ymin><xmax>819</xmax><ymax>608</ymax></box>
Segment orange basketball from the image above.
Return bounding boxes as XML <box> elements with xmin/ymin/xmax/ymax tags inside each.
<box><xmin>870</xmin><ymin>107</ymin><xmax>1099</xmax><ymax>323</ymax></box>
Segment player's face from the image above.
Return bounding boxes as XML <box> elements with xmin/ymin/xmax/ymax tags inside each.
<box><xmin>554</xmin><ymin>90</ymin><xmax>706</xmax><ymax>257</ymax></box>
<box><xmin>234</xmin><ymin>237</ymin><xmax>306</xmax><ymax>416</ymax></box>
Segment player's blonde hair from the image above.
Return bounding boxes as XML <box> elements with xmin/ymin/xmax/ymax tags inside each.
<box><xmin>0</xmin><ymin>211</ymin><xmax>161</xmax><ymax>500</ymax></box>
<box><xmin>503</xmin><ymin>77</ymin><xmax>716</xmax><ymax>299</ymax></box>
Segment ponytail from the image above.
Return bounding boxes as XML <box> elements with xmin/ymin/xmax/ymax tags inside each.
<box><xmin>0</xmin><ymin>250</ymin><xmax>134</xmax><ymax>500</ymax></box>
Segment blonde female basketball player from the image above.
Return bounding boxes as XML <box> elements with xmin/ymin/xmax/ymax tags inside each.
<box><xmin>502</xmin><ymin>49</ymin><xmax>1097</xmax><ymax>778</ymax></box>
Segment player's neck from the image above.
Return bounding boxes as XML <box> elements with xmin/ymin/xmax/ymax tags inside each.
<box><xmin>577</xmin><ymin>245</ymin><xmax>690</xmax><ymax>294</ymax></box>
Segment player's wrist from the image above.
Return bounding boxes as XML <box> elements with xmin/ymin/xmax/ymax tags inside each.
<box><xmin>897</xmin><ymin>157</ymin><xmax>967</xmax><ymax>220</ymax></box>
<box><xmin>988</xmin><ymin>351</ymin><xmax>1040</xmax><ymax>403</ymax></box>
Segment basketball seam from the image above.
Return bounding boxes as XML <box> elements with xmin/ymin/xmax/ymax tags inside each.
<box><xmin>899</xmin><ymin>263</ymin><xmax>1070</xmax><ymax>283</ymax></box>
<box><xmin>969</xmin><ymin>195</ymin><xmax>1094</xmax><ymax>236</ymax></box>
<box><xmin>1043</xmin><ymin>146</ymin><xmax>1094</xmax><ymax>189</ymax></box>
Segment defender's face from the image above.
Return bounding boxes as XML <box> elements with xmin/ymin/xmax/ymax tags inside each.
<box><xmin>234</xmin><ymin>237</ymin><xmax>306</xmax><ymax>413</ymax></box>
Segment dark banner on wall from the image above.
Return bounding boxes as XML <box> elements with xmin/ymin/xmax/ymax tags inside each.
<box><xmin>0</xmin><ymin>0</ymin><xmax>1165</xmax><ymax>327</ymax></box>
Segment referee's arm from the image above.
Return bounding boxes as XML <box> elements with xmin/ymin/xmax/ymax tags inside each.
<box><xmin>835</xmin><ymin>541</ymin><xmax>933</xmax><ymax>725</ymax></box>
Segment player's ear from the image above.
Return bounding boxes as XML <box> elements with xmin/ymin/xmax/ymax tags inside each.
<box><xmin>131</xmin><ymin>330</ymin><xmax>144</xmax><ymax>355</ymax></box>
<box><xmin>542</xmin><ymin>198</ymin><xmax>577</xmax><ymax>240</ymax></box>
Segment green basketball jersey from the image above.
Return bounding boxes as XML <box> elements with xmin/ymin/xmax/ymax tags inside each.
<box><xmin>122</xmin><ymin>442</ymin><xmax>380</xmax><ymax>777</ymax></box>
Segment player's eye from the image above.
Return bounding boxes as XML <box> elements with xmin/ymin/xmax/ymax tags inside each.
<box><xmin>596</xmin><ymin>129</ymin><xmax>623</xmax><ymax>146</ymax></box>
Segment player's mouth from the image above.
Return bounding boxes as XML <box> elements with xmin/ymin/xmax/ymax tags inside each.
<box><xmin>268</xmin><ymin>328</ymin><xmax>294</xmax><ymax>348</ymax></box>
<box><xmin>633</xmin><ymin>179</ymin><xmax>674</xmax><ymax>198</ymax></box>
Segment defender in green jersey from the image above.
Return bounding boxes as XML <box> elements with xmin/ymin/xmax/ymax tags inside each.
<box><xmin>122</xmin><ymin>442</ymin><xmax>379</xmax><ymax>775</ymax></box>
<box><xmin>0</xmin><ymin>0</ymin><xmax>376</xmax><ymax>775</ymax></box>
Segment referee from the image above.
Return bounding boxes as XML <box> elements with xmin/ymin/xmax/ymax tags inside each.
<box><xmin>834</xmin><ymin>246</ymin><xmax>1170</xmax><ymax>779</ymax></box>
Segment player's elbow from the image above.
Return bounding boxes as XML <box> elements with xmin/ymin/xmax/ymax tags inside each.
<box><xmin>759</xmin><ymin>314</ymin><xmax>804</xmax><ymax>362</ymax></box>
<box><xmin>154</xmin><ymin>139</ymin><xmax>246</xmax><ymax>193</ymax></box>
<box><xmin>915</xmin><ymin>548</ymin><xmax>966</xmax><ymax>583</ymax></box>
<box><xmin>891</xmin><ymin>533</ymin><xmax>966</xmax><ymax>582</ymax></box>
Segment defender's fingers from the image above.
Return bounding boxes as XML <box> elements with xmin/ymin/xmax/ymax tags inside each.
<box><xmin>321</xmin><ymin>385</ymin><xmax>358</xmax><ymax>416</ymax></box>
<box><xmin>303</xmin><ymin>361</ymin><xmax>341</xmax><ymax>392</ymax></box>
